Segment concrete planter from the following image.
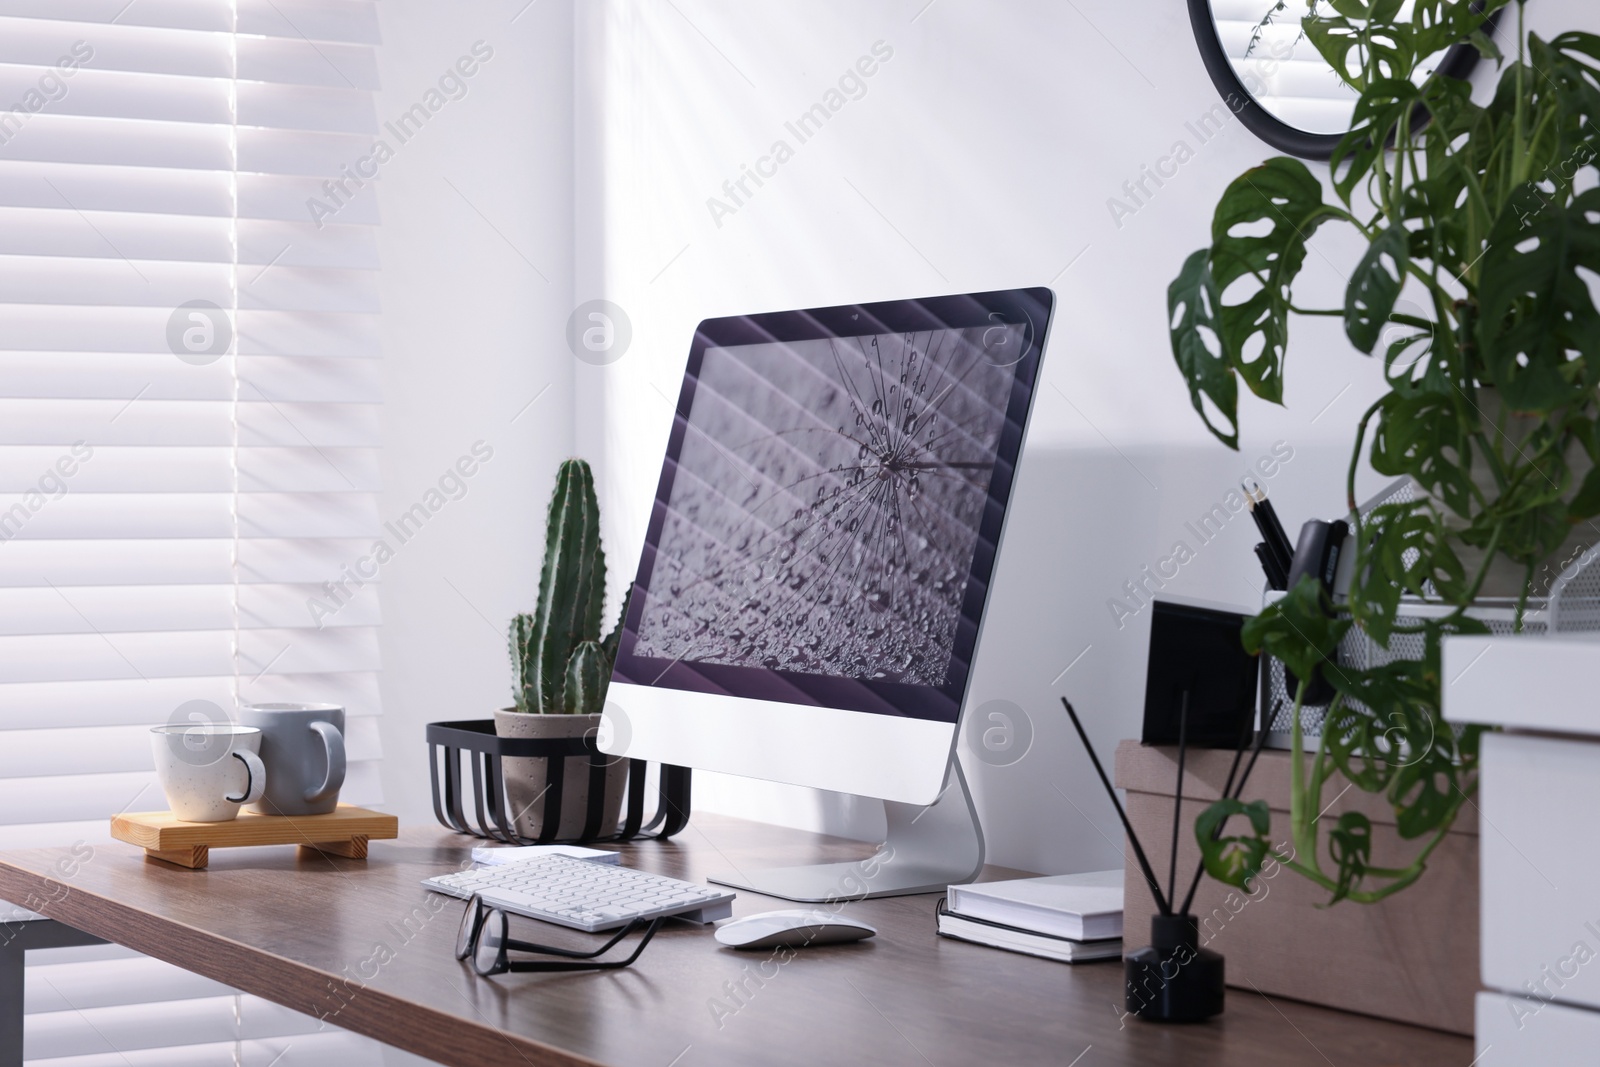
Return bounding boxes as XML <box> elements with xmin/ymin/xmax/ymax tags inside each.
<box><xmin>493</xmin><ymin>708</ymin><xmax>628</xmax><ymax>841</ymax></box>
<box><xmin>1115</xmin><ymin>740</ymin><xmax>1479</xmax><ymax>1035</ymax></box>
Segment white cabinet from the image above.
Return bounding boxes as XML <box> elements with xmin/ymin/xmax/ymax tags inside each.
<box><xmin>1444</xmin><ymin>635</ymin><xmax>1600</xmax><ymax>1064</ymax></box>
<box><xmin>1476</xmin><ymin>992</ymin><xmax>1600</xmax><ymax>1065</ymax></box>
<box><xmin>1480</xmin><ymin>733</ymin><xmax>1600</xmax><ymax>1010</ymax></box>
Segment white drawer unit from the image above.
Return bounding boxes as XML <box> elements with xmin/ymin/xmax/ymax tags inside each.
<box><xmin>1444</xmin><ymin>634</ymin><xmax>1600</xmax><ymax>1064</ymax></box>
<box><xmin>1475</xmin><ymin>992</ymin><xmax>1600</xmax><ymax>1065</ymax></box>
<box><xmin>1480</xmin><ymin>732</ymin><xmax>1600</xmax><ymax>1011</ymax></box>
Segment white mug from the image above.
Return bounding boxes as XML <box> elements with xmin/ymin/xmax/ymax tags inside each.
<box><xmin>150</xmin><ymin>724</ymin><xmax>268</xmax><ymax>823</ymax></box>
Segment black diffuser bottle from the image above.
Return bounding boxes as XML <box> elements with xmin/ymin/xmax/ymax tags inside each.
<box><xmin>1124</xmin><ymin>913</ymin><xmax>1224</xmax><ymax>1022</ymax></box>
<box><xmin>1061</xmin><ymin>692</ymin><xmax>1270</xmax><ymax>1027</ymax></box>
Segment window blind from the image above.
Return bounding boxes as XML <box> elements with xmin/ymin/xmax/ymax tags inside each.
<box><xmin>1211</xmin><ymin>0</ymin><xmax>1360</xmax><ymax>136</ymax></box>
<box><xmin>0</xmin><ymin>1</ymin><xmax>391</xmax><ymax>1062</ymax></box>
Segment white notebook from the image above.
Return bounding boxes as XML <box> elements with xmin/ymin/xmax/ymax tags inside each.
<box><xmin>946</xmin><ymin>869</ymin><xmax>1123</xmax><ymax>942</ymax></box>
<box><xmin>937</xmin><ymin>908</ymin><xmax>1123</xmax><ymax>964</ymax></box>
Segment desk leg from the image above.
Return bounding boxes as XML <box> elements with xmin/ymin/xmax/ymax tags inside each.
<box><xmin>0</xmin><ymin>920</ymin><xmax>110</xmax><ymax>1067</ymax></box>
<box><xmin>0</xmin><ymin>926</ymin><xmax>24</xmax><ymax>1067</ymax></box>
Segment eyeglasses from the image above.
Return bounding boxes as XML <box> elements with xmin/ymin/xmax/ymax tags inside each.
<box><xmin>455</xmin><ymin>893</ymin><xmax>664</xmax><ymax>976</ymax></box>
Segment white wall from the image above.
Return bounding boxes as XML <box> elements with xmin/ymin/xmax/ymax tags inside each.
<box><xmin>573</xmin><ymin>0</ymin><xmax>1595</xmax><ymax>874</ymax></box>
<box><xmin>372</xmin><ymin>0</ymin><xmax>576</xmax><ymax>830</ymax></box>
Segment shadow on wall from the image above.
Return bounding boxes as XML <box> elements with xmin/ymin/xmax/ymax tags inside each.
<box><xmin>693</xmin><ymin>439</ymin><xmax>1355</xmax><ymax>876</ymax></box>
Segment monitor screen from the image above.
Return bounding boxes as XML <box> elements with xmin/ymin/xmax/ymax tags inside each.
<box><xmin>613</xmin><ymin>289</ymin><xmax>1052</xmax><ymax>723</ymax></box>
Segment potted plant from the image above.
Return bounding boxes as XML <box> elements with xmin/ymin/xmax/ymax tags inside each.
<box><xmin>496</xmin><ymin>458</ymin><xmax>630</xmax><ymax>841</ymax></box>
<box><xmin>1168</xmin><ymin>1</ymin><xmax>1600</xmax><ymax>905</ymax></box>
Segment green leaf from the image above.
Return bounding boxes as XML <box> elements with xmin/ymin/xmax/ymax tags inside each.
<box><xmin>1348</xmin><ymin>500</ymin><xmax>1469</xmax><ymax>635</ymax></box>
<box><xmin>1327</xmin><ymin>811</ymin><xmax>1373</xmax><ymax>905</ymax></box>
<box><xmin>1368</xmin><ymin>391</ymin><xmax>1477</xmax><ymax>516</ymax></box>
<box><xmin>1242</xmin><ymin>576</ymin><xmax>1350</xmax><ymax>687</ymax></box>
<box><xmin>1325</xmin><ymin>0</ymin><xmax>1372</xmax><ymax>20</ymax></box>
<box><xmin>1466</xmin><ymin>28</ymin><xmax>1502</xmax><ymax>63</ymax></box>
<box><xmin>1168</xmin><ymin>248</ymin><xmax>1237</xmax><ymax>449</ymax></box>
<box><xmin>1410</xmin><ymin>0</ymin><xmax>1509</xmax><ymax>63</ymax></box>
<box><xmin>1305</xmin><ymin>12</ymin><xmax>1364</xmax><ymax>91</ymax></box>
<box><xmin>1379</xmin><ymin>323</ymin><xmax>1439</xmax><ymax>394</ymax></box>
<box><xmin>1571</xmin><ymin>464</ymin><xmax>1600</xmax><ymax>518</ymax></box>
<box><xmin>1321</xmin><ymin>700</ymin><xmax>1394</xmax><ymax>793</ymax></box>
<box><xmin>1208</xmin><ymin>157</ymin><xmax>1332</xmax><ymax>406</ymax></box>
<box><xmin>1325</xmin><ymin>658</ymin><xmax>1440</xmax><ymax>789</ymax></box>
<box><xmin>1330</xmin><ymin>78</ymin><xmax>1425</xmax><ymax>208</ymax></box>
<box><xmin>1478</xmin><ymin>187</ymin><xmax>1600</xmax><ymax>413</ymax></box>
<box><xmin>1194</xmin><ymin>798</ymin><xmax>1272</xmax><ymax>890</ymax></box>
<box><xmin>1346</xmin><ymin>224</ymin><xmax>1413</xmax><ymax>353</ymax></box>
<box><xmin>1389</xmin><ymin>755</ymin><xmax>1459</xmax><ymax>840</ymax></box>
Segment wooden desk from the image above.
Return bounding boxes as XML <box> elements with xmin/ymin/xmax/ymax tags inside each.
<box><xmin>0</xmin><ymin>816</ymin><xmax>1470</xmax><ymax>1066</ymax></box>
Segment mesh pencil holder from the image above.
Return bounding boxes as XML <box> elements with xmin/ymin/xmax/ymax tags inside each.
<box><xmin>1260</xmin><ymin>480</ymin><xmax>1600</xmax><ymax>748</ymax></box>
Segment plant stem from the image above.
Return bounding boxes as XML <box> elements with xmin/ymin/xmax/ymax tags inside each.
<box><xmin>1287</xmin><ymin>677</ymin><xmax>1317</xmax><ymax>875</ymax></box>
<box><xmin>1457</xmin><ymin>522</ymin><xmax>1506</xmax><ymax>607</ymax></box>
<box><xmin>1346</xmin><ymin>396</ymin><xmax>1386</xmax><ymax>515</ymax></box>
<box><xmin>1515</xmin><ymin>559</ymin><xmax>1535</xmax><ymax>633</ymax></box>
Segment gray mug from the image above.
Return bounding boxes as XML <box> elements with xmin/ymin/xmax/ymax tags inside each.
<box><xmin>240</xmin><ymin>703</ymin><xmax>347</xmax><ymax>816</ymax></box>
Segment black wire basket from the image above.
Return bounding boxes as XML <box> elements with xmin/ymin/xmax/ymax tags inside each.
<box><xmin>426</xmin><ymin>719</ymin><xmax>691</xmax><ymax>845</ymax></box>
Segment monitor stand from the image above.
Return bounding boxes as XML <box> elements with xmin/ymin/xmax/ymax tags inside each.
<box><xmin>707</xmin><ymin>759</ymin><xmax>986</xmax><ymax>902</ymax></box>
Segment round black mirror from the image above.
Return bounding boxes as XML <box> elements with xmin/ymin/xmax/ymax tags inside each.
<box><xmin>1187</xmin><ymin>0</ymin><xmax>1503</xmax><ymax>160</ymax></box>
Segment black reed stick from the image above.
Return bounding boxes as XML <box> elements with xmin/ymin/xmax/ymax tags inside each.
<box><xmin>1168</xmin><ymin>690</ymin><xmax>1190</xmax><ymax>914</ymax></box>
<box><xmin>1216</xmin><ymin>703</ymin><xmax>1255</xmax><ymax>808</ymax></box>
<box><xmin>1177</xmin><ymin>697</ymin><xmax>1279</xmax><ymax>917</ymax></box>
<box><xmin>1060</xmin><ymin>696</ymin><xmax>1171</xmax><ymax>916</ymax></box>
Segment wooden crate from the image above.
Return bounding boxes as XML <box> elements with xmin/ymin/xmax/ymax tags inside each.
<box><xmin>111</xmin><ymin>805</ymin><xmax>399</xmax><ymax>869</ymax></box>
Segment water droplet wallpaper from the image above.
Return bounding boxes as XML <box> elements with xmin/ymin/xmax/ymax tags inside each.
<box><xmin>634</xmin><ymin>324</ymin><xmax>1023</xmax><ymax>685</ymax></box>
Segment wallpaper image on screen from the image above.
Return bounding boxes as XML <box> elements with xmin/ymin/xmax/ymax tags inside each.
<box><xmin>633</xmin><ymin>324</ymin><xmax>1023</xmax><ymax>686</ymax></box>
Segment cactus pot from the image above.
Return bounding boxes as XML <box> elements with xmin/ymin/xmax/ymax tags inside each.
<box><xmin>493</xmin><ymin>708</ymin><xmax>628</xmax><ymax>842</ymax></box>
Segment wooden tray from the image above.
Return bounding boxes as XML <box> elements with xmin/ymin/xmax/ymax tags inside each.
<box><xmin>111</xmin><ymin>805</ymin><xmax>399</xmax><ymax>869</ymax></box>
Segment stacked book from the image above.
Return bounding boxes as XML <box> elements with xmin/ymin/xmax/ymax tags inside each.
<box><xmin>936</xmin><ymin>869</ymin><xmax>1123</xmax><ymax>963</ymax></box>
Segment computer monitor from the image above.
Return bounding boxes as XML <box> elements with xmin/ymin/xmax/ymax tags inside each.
<box><xmin>602</xmin><ymin>288</ymin><xmax>1053</xmax><ymax>898</ymax></box>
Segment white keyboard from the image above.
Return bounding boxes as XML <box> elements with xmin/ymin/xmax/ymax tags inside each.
<box><xmin>422</xmin><ymin>854</ymin><xmax>736</xmax><ymax>933</ymax></box>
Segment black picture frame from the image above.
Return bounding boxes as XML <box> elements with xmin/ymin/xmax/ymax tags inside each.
<box><xmin>612</xmin><ymin>287</ymin><xmax>1054</xmax><ymax>725</ymax></box>
<box><xmin>1186</xmin><ymin>0</ymin><xmax>1503</xmax><ymax>161</ymax></box>
<box><xmin>1140</xmin><ymin>599</ymin><xmax>1259</xmax><ymax>749</ymax></box>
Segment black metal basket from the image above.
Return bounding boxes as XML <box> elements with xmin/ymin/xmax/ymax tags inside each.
<box><xmin>426</xmin><ymin>719</ymin><xmax>691</xmax><ymax>845</ymax></box>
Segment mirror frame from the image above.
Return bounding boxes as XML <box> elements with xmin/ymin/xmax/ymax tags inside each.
<box><xmin>1186</xmin><ymin>0</ymin><xmax>1504</xmax><ymax>160</ymax></box>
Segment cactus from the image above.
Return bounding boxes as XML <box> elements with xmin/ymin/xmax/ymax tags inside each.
<box><xmin>561</xmin><ymin>641</ymin><xmax>606</xmax><ymax>715</ymax></box>
<box><xmin>509</xmin><ymin>459</ymin><xmax>629</xmax><ymax>715</ymax></box>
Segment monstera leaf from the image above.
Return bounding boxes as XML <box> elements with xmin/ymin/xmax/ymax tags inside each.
<box><xmin>1194</xmin><ymin>798</ymin><xmax>1272</xmax><ymax>890</ymax></box>
<box><xmin>1348</xmin><ymin>500</ymin><xmax>1468</xmax><ymax>643</ymax></box>
<box><xmin>1367</xmin><ymin>390</ymin><xmax>1477</xmax><ymax>517</ymax></box>
<box><xmin>1478</xmin><ymin>187</ymin><xmax>1600</xmax><ymax>413</ymax></box>
<box><xmin>1242</xmin><ymin>576</ymin><xmax>1350</xmax><ymax>689</ymax></box>
<box><xmin>1168</xmin><ymin>249</ymin><xmax>1236</xmax><ymax>448</ymax></box>
<box><xmin>1345</xmin><ymin>225</ymin><xmax>1412</xmax><ymax>354</ymax></box>
<box><xmin>1169</xmin><ymin>159</ymin><xmax>1334</xmax><ymax>449</ymax></box>
<box><xmin>1330</xmin><ymin>77</ymin><xmax>1426</xmax><ymax>208</ymax></box>
<box><xmin>1209</xmin><ymin>158</ymin><xmax>1331</xmax><ymax>405</ymax></box>
<box><xmin>1327</xmin><ymin>811</ymin><xmax>1373</xmax><ymax>905</ymax></box>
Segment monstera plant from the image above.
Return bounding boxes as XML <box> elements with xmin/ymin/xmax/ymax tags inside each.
<box><xmin>1171</xmin><ymin>0</ymin><xmax>1600</xmax><ymax>904</ymax></box>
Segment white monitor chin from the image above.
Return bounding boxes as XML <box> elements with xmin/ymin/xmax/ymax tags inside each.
<box><xmin>600</xmin><ymin>681</ymin><xmax>956</xmax><ymax>807</ymax></box>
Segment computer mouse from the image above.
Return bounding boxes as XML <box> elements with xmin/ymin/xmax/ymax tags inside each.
<box><xmin>714</xmin><ymin>909</ymin><xmax>877</xmax><ymax>950</ymax></box>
